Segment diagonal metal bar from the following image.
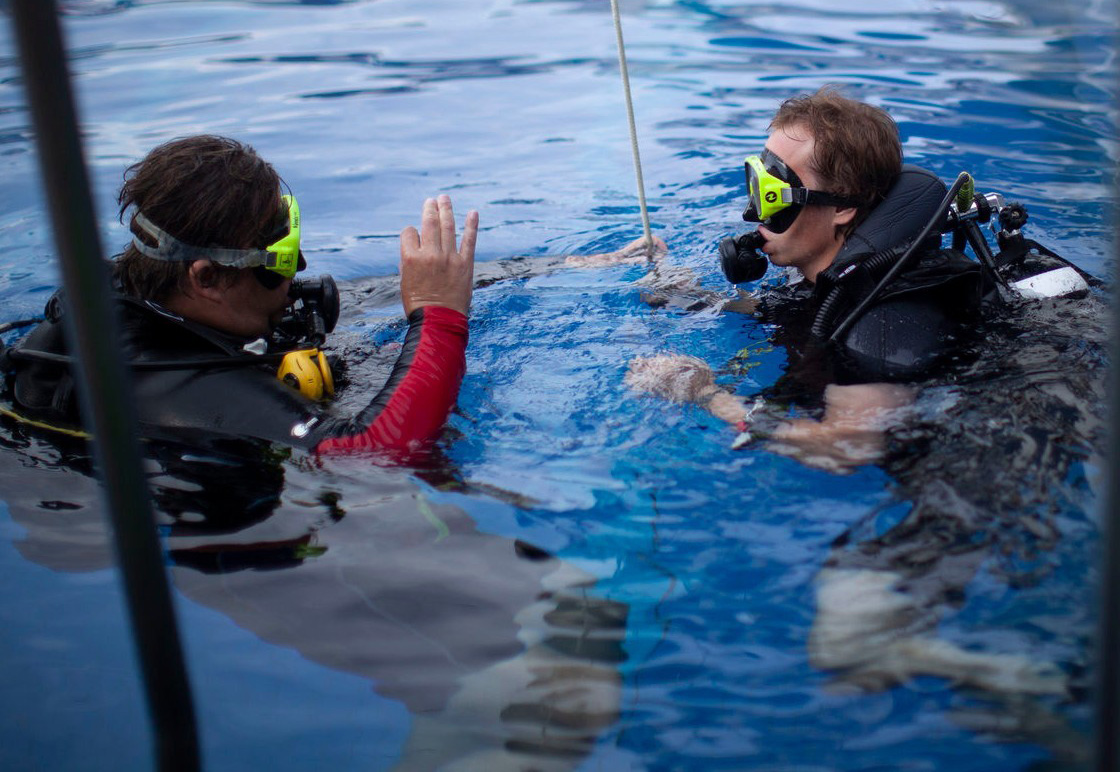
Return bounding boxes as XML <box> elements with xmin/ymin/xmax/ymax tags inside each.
<box><xmin>7</xmin><ymin>1</ymin><xmax>200</xmax><ymax>769</ymax></box>
<box><xmin>1099</xmin><ymin>205</ymin><xmax>1120</xmax><ymax>770</ymax></box>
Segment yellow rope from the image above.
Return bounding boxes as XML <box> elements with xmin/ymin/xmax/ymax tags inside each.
<box><xmin>0</xmin><ymin>404</ymin><xmax>91</xmax><ymax>439</ymax></box>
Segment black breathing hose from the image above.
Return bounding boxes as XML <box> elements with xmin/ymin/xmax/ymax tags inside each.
<box><xmin>810</xmin><ymin>246</ymin><xmax>906</xmax><ymax>341</ymax></box>
<box><xmin>827</xmin><ymin>172</ymin><xmax>971</xmax><ymax>345</ymax></box>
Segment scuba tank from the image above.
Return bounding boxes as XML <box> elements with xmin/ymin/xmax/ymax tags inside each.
<box><xmin>825</xmin><ymin>172</ymin><xmax>1094</xmax><ymax>347</ymax></box>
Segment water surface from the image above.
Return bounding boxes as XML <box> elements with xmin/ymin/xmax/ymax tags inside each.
<box><xmin>0</xmin><ymin>0</ymin><xmax>1113</xmax><ymax>769</ymax></box>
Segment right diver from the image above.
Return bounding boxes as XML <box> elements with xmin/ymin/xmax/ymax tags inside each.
<box><xmin>624</xmin><ymin>86</ymin><xmax>1097</xmax><ymax>467</ymax></box>
<box><xmin>615</xmin><ymin>87</ymin><xmax>1100</xmax><ymax>706</ymax></box>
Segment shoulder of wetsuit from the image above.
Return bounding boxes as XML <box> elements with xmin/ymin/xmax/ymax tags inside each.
<box><xmin>5</xmin><ymin>289</ymin><xmax>283</xmax><ymax>431</ymax></box>
<box><xmin>831</xmin><ymin>248</ymin><xmax>986</xmax><ymax>383</ymax></box>
<box><xmin>111</xmin><ymin>297</ymin><xmax>330</xmax><ymax>446</ymax></box>
<box><xmin>113</xmin><ymin>294</ymin><xmax>259</xmax><ymax>360</ymax></box>
<box><xmin>20</xmin><ymin>288</ymin><xmax>254</xmax><ymax>360</ymax></box>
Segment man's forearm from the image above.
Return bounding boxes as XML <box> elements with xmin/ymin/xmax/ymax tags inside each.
<box><xmin>314</xmin><ymin>306</ymin><xmax>468</xmax><ymax>457</ymax></box>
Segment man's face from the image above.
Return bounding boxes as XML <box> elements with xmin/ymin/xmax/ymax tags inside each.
<box><xmin>756</xmin><ymin>124</ymin><xmax>852</xmax><ymax>283</ymax></box>
<box><xmin>218</xmin><ymin>270</ymin><xmax>292</xmax><ymax>338</ymax></box>
<box><xmin>208</xmin><ymin>196</ymin><xmax>296</xmax><ymax>338</ymax></box>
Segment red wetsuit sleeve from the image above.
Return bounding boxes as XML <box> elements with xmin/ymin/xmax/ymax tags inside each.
<box><xmin>314</xmin><ymin>306</ymin><xmax>468</xmax><ymax>455</ymax></box>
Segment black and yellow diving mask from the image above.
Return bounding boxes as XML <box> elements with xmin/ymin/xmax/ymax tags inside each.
<box><xmin>741</xmin><ymin>150</ymin><xmax>859</xmax><ymax>234</ymax></box>
<box><xmin>132</xmin><ymin>194</ymin><xmax>306</xmax><ymax>285</ymax></box>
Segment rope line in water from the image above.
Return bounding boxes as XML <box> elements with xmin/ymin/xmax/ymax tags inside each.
<box><xmin>609</xmin><ymin>0</ymin><xmax>653</xmax><ymax>248</ymax></box>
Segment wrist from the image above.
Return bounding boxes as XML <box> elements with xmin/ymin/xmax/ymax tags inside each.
<box><xmin>704</xmin><ymin>390</ymin><xmax>749</xmax><ymax>425</ymax></box>
<box><xmin>405</xmin><ymin>299</ymin><xmax>470</xmax><ymax>317</ymax></box>
<box><xmin>730</xmin><ymin>397</ymin><xmax>771</xmax><ymax>449</ymax></box>
<box><xmin>406</xmin><ymin>306</ymin><xmax>469</xmax><ymax>342</ymax></box>
<box><xmin>697</xmin><ymin>385</ymin><xmax>721</xmax><ymax>406</ymax></box>
<box><xmin>406</xmin><ymin>303</ymin><xmax>468</xmax><ymax>321</ymax></box>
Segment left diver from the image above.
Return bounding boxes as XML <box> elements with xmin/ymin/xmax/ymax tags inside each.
<box><xmin>1</xmin><ymin>135</ymin><xmax>477</xmax><ymax>457</ymax></box>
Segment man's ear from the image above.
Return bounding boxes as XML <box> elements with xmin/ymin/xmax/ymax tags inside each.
<box><xmin>832</xmin><ymin>206</ymin><xmax>857</xmax><ymax>228</ymax></box>
<box><xmin>185</xmin><ymin>260</ymin><xmax>224</xmax><ymax>301</ymax></box>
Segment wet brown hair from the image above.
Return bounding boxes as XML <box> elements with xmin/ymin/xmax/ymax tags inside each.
<box><xmin>115</xmin><ymin>135</ymin><xmax>285</xmax><ymax>302</ymax></box>
<box><xmin>770</xmin><ymin>87</ymin><xmax>902</xmax><ymax>235</ymax></box>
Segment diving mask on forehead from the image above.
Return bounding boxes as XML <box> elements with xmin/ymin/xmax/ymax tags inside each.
<box><xmin>741</xmin><ymin>149</ymin><xmax>860</xmax><ymax>234</ymax></box>
<box><xmin>132</xmin><ymin>193</ymin><xmax>306</xmax><ymax>279</ymax></box>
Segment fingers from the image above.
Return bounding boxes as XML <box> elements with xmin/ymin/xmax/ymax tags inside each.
<box><xmin>419</xmin><ymin>197</ymin><xmax>441</xmax><ymax>251</ymax></box>
<box><xmin>399</xmin><ymin>225</ymin><xmax>420</xmax><ymax>255</ymax></box>
<box><xmin>640</xmin><ymin>235</ymin><xmax>668</xmax><ymax>256</ymax></box>
<box><xmin>437</xmin><ymin>194</ymin><xmax>456</xmax><ymax>252</ymax></box>
<box><xmin>407</xmin><ymin>196</ymin><xmax>476</xmax><ymax>256</ymax></box>
<box><xmin>459</xmin><ymin>209</ymin><xmax>479</xmax><ymax>262</ymax></box>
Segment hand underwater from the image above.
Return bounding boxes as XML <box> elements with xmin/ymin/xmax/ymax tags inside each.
<box><xmin>400</xmin><ymin>195</ymin><xmax>478</xmax><ymax>317</ymax></box>
<box><xmin>625</xmin><ymin>354</ymin><xmax>716</xmax><ymax>403</ymax></box>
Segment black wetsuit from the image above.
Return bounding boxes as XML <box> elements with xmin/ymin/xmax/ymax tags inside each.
<box><xmin>756</xmin><ymin>246</ymin><xmax>987</xmax><ymax>402</ymax></box>
<box><xmin>754</xmin><ymin>165</ymin><xmax>989</xmax><ymax>402</ymax></box>
<box><xmin>5</xmin><ymin>293</ymin><xmax>468</xmax><ymax>456</ymax></box>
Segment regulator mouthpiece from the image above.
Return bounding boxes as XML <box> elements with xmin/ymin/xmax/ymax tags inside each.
<box><xmin>719</xmin><ymin>231</ymin><xmax>768</xmax><ymax>284</ymax></box>
<box><xmin>279</xmin><ymin>274</ymin><xmax>340</xmax><ymax>346</ymax></box>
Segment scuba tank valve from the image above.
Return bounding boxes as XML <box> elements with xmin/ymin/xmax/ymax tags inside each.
<box><xmin>954</xmin><ymin>172</ymin><xmax>974</xmax><ymax>213</ymax></box>
<box><xmin>944</xmin><ymin>186</ymin><xmax>1092</xmax><ymax>299</ymax></box>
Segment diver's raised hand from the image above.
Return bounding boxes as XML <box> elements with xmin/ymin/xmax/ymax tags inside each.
<box><xmin>400</xmin><ymin>195</ymin><xmax>478</xmax><ymax>317</ymax></box>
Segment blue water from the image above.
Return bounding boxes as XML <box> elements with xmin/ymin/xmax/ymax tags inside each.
<box><xmin>0</xmin><ymin>0</ymin><xmax>1114</xmax><ymax>770</ymax></box>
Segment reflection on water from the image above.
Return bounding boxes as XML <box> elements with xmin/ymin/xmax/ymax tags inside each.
<box><xmin>0</xmin><ymin>0</ymin><xmax>1114</xmax><ymax>769</ymax></box>
<box><xmin>804</xmin><ymin>292</ymin><xmax>1105</xmax><ymax>765</ymax></box>
<box><xmin>0</xmin><ymin>425</ymin><xmax>627</xmax><ymax>770</ymax></box>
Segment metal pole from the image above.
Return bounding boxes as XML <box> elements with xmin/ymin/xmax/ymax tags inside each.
<box><xmin>1098</xmin><ymin>193</ymin><xmax>1120</xmax><ymax>769</ymax></box>
<box><xmin>7</xmin><ymin>1</ymin><xmax>200</xmax><ymax>769</ymax></box>
<box><xmin>1095</xmin><ymin>54</ymin><xmax>1120</xmax><ymax>767</ymax></box>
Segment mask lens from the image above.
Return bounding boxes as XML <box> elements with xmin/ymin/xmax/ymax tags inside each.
<box><xmin>746</xmin><ymin>159</ymin><xmax>763</xmax><ymax>219</ymax></box>
<box><xmin>741</xmin><ymin>152</ymin><xmax>804</xmax><ymax>234</ymax></box>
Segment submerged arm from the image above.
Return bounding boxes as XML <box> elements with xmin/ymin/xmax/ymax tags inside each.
<box><xmin>767</xmin><ymin>382</ymin><xmax>916</xmax><ymax>471</ymax></box>
<box><xmin>569</xmin><ymin>235</ymin><xmax>740</xmax><ymax>313</ymax></box>
<box><xmin>344</xmin><ymin>234</ymin><xmax>669</xmax><ymax>314</ymax></box>
<box><xmin>625</xmin><ymin>354</ymin><xmax>914</xmax><ymax>471</ymax></box>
